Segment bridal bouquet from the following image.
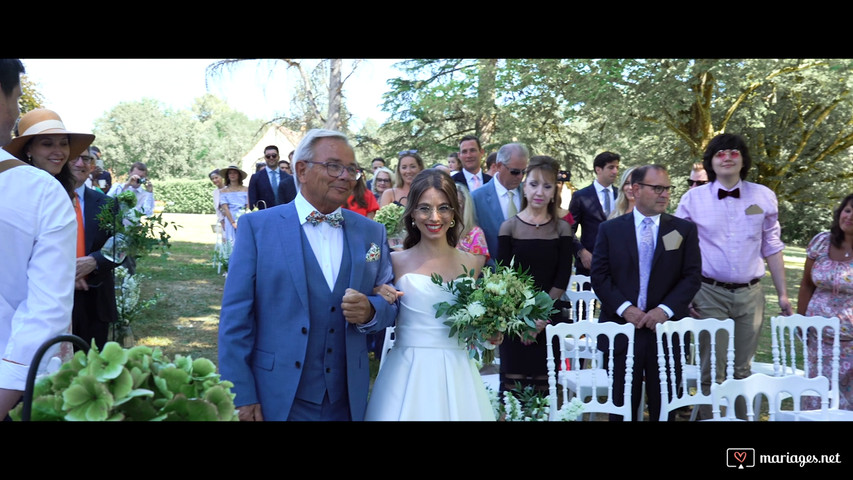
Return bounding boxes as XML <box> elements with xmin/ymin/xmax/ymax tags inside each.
<box><xmin>431</xmin><ymin>258</ymin><xmax>559</xmax><ymax>362</ymax></box>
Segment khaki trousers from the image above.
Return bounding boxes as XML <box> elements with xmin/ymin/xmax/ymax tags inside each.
<box><xmin>694</xmin><ymin>281</ymin><xmax>765</xmax><ymax>419</ymax></box>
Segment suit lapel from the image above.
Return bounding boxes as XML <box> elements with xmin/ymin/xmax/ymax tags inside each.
<box><xmin>278</xmin><ymin>204</ymin><xmax>310</xmax><ymax>312</ymax></box>
<box><xmin>622</xmin><ymin>213</ymin><xmax>639</xmax><ymax>266</ymax></box>
<box><xmin>83</xmin><ymin>189</ymin><xmax>100</xmax><ymax>254</ymax></box>
<box><xmin>652</xmin><ymin>213</ymin><xmax>672</xmax><ymax>268</ymax></box>
<box><xmin>343</xmin><ymin>211</ymin><xmax>365</xmax><ymax>290</ymax></box>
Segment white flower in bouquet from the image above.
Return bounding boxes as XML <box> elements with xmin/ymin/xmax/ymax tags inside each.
<box><xmin>557</xmin><ymin>397</ymin><xmax>585</xmax><ymax>421</ymax></box>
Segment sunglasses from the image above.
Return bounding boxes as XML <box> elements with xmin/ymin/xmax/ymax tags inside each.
<box><xmin>398</xmin><ymin>149</ymin><xmax>418</xmax><ymax>157</ymax></box>
<box><xmin>686</xmin><ymin>179</ymin><xmax>708</xmax><ymax>187</ymax></box>
<box><xmin>713</xmin><ymin>149</ymin><xmax>741</xmax><ymax>160</ymax></box>
<box><xmin>265</xmin><ymin>153</ymin><xmax>279</xmax><ymax>159</ymax></box>
<box><xmin>503</xmin><ymin>165</ymin><xmax>524</xmax><ymax>176</ymax></box>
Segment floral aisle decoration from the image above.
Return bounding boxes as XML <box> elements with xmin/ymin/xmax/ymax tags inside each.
<box><xmin>490</xmin><ymin>383</ymin><xmax>584</xmax><ymax>421</ymax></box>
<box><xmin>112</xmin><ymin>265</ymin><xmax>162</xmax><ymax>347</ymax></box>
<box><xmin>431</xmin><ymin>258</ymin><xmax>559</xmax><ymax>364</ymax></box>
<box><xmin>10</xmin><ymin>342</ymin><xmax>239</xmax><ymax>421</ymax></box>
<box><xmin>96</xmin><ymin>190</ymin><xmax>178</xmax><ymax>264</ymax></box>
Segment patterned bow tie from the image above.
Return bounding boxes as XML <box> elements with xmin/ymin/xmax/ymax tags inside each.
<box><xmin>718</xmin><ymin>188</ymin><xmax>740</xmax><ymax>200</ymax></box>
<box><xmin>306</xmin><ymin>210</ymin><xmax>344</xmax><ymax>228</ymax></box>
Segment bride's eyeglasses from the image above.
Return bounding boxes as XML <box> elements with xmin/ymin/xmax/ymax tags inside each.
<box><xmin>414</xmin><ymin>204</ymin><xmax>454</xmax><ymax>217</ymax></box>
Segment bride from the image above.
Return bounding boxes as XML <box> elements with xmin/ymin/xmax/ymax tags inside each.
<box><xmin>365</xmin><ymin>169</ymin><xmax>498</xmax><ymax>421</ymax></box>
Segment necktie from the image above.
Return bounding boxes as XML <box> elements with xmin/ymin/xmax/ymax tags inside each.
<box><xmin>306</xmin><ymin>210</ymin><xmax>344</xmax><ymax>228</ymax></box>
<box><xmin>603</xmin><ymin>187</ymin><xmax>611</xmax><ymax>216</ymax></box>
<box><xmin>74</xmin><ymin>193</ymin><xmax>86</xmax><ymax>258</ymax></box>
<box><xmin>506</xmin><ymin>190</ymin><xmax>517</xmax><ymax>218</ymax></box>
<box><xmin>271</xmin><ymin>170</ymin><xmax>280</xmax><ymax>205</ymax></box>
<box><xmin>718</xmin><ymin>188</ymin><xmax>740</xmax><ymax>200</ymax></box>
<box><xmin>637</xmin><ymin>217</ymin><xmax>654</xmax><ymax>311</ymax></box>
<box><xmin>471</xmin><ymin>174</ymin><xmax>481</xmax><ymax>190</ymax></box>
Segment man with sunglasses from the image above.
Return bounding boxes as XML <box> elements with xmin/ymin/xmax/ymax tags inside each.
<box><xmin>687</xmin><ymin>162</ymin><xmax>708</xmax><ymax>189</ymax></box>
<box><xmin>248</xmin><ymin>145</ymin><xmax>296</xmax><ymax>210</ymax></box>
<box><xmin>472</xmin><ymin>142</ymin><xmax>529</xmax><ymax>268</ymax></box>
<box><xmin>219</xmin><ymin>129</ymin><xmax>397</xmax><ymax>421</ymax></box>
<box><xmin>675</xmin><ymin>133</ymin><xmax>792</xmax><ymax>420</ymax></box>
<box><xmin>69</xmin><ymin>147</ymin><xmax>122</xmax><ymax>350</ymax></box>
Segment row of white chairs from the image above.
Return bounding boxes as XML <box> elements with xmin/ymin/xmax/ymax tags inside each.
<box><xmin>547</xmin><ymin>313</ymin><xmax>850</xmax><ymax>421</ymax></box>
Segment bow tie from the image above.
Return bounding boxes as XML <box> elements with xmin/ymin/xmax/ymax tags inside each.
<box><xmin>306</xmin><ymin>210</ymin><xmax>344</xmax><ymax>228</ymax></box>
<box><xmin>718</xmin><ymin>188</ymin><xmax>740</xmax><ymax>200</ymax></box>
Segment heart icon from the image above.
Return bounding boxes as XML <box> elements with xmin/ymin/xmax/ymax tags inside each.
<box><xmin>734</xmin><ymin>451</ymin><xmax>747</xmax><ymax>463</ymax></box>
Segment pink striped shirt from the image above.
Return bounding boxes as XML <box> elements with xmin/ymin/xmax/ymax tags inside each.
<box><xmin>675</xmin><ymin>180</ymin><xmax>785</xmax><ymax>284</ymax></box>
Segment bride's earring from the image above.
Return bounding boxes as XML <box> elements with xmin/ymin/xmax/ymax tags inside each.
<box><xmin>411</xmin><ymin>219</ymin><xmax>415</xmax><ymax>227</ymax></box>
<box><xmin>450</xmin><ymin>220</ymin><xmax>456</xmax><ymax>227</ymax></box>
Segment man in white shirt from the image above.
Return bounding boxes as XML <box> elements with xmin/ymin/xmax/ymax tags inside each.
<box><xmin>0</xmin><ymin>59</ymin><xmax>77</xmax><ymax>419</ymax></box>
<box><xmin>106</xmin><ymin>161</ymin><xmax>155</xmax><ymax>217</ymax></box>
<box><xmin>452</xmin><ymin>135</ymin><xmax>492</xmax><ymax>192</ymax></box>
<box><xmin>472</xmin><ymin>143</ymin><xmax>529</xmax><ymax>266</ymax></box>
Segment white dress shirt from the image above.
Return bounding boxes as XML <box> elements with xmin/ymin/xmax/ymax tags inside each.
<box><xmin>492</xmin><ymin>172</ymin><xmax>520</xmax><ymax>220</ymax></box>
<box><xmin>593</xmin><ymin>179</ymin><xmax>613</xmax><ymax>213</ymax></box>
<box><xmin>0</xmin><ymin>150</ymin><xmax>76</xmax><ymax>391</ymax></box>
<box><xmin>294</xmin><ymin>192</ymin><xmax>344</xmax><ymax>291</ymax></box>
<box><xmin>107</xmin><ymin>181</ymin><xmax>155</xmax><ymax>217</ymax></box>
<box><xmin>615</xmin><ymin>209</ymin><xmax>673</xmax><ymax>319</ymax></box>
<box><xmin>461</xmin><ymin>168</ymin><xmax>485</xmax><ymax>192</ymax></box>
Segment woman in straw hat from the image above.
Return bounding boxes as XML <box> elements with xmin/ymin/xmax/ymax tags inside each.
<box><xmin>219</xmin><ymin>165</ymin><xmax>249</xmax><ymax>244</ymax></box>
<box><xmin>6</xmin><ymin>109</ymin><xmax>94</xmax><ymax>199</ymax></box>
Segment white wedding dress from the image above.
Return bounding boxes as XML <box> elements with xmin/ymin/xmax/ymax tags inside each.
<box><xmin>365</xmin><ymin>273</ymin><xmax>496</xmax><ymax>421</ymax></box>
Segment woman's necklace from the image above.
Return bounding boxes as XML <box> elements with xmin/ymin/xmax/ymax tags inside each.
<box><xmin>521</xmin><ymin>211</ymin><xmax>551</xmax><ymax>229</ymax></box>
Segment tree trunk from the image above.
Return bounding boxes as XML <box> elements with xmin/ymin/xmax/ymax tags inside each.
<box><xmin>476</xmin><ymin>59</ymin><xmax>498</xmax><ymax>147</ymax></box>
<box><xmin>326</xmin><ymin>59</ymin><xmax>343</xmax><ymax>131</ymax></box>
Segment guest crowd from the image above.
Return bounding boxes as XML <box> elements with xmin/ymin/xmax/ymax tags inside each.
<box><xmin>2</xmin><ymin>57</ymin><xmax>852</xmax><ymax>422</ymax></box>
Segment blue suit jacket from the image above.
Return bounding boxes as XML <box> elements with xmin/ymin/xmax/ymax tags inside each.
<box><xmin>568</xmin><ymin>183</ymin><xmax>617</xmax><ymax>270</ymax></box>
<box><xmin>248</xmin><ymin>169</ymin><xmax>297</xmax><ymax>210</ymax></box>
<box><xmin>590</xmin><ymin>212</ymin><xmax>702</xmax><ymax>324</ymax></box>
<box><xmin>217</xmin><ymin>203</ymin><xmax>397</xmax><ymax>421</ymax></box>
<box><xmin>471</xmin><ymin>179</ymin><xmax>518</xmax><ymax>267</ymax></box>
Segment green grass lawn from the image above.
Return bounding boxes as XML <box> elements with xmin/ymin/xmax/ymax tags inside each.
<box><xmin>754</xmin><ymin>245</ymin><xmax>807</xmax><ymax>364</ymax></box>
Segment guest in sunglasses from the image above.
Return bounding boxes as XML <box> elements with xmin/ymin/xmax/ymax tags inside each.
<box><xmin>472</xmin><ymin>143</ymin><xmax>529</xmax><ymax>269</ymax></box>
<box><xmin>248</xmin><ymin>145</ymin><xmax>296</xmax><ymax>210</ymax></box>
<box><xmin>675</xmin><ymin>133</ymin><xmax>792</xmax><ymax>420</ymax></box>
<box><xmin>687</xmin><ymin>162</ymin><xmax>708</xmax><ymax>189</ymax></box>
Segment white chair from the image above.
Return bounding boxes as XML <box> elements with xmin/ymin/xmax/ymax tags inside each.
<box><xmin>764</xmin><ymin>314</ymin><xmax>853</xmax><ymax>420</ymax></box>
<box><xmin>546</xmin><ymin>321</ymin><xmax>635</xmax><ymax>421</ymax></box>
<box><xmin>560</xmin><ymin>290</ymin><xmax>603</xmax><ymax>370</ymax></box>
<box><xmin>567</xmin><ymin>274</ymin><xmax>592</xmax><ymax>293</ymax></box>
<box><xmin>655</xmin><ymin>317</ymin><xmax>735</xmax><ymax>421</ymax></box>
<box><xmin>710</xmin><ymin>373</ymin><xmax>830</xmax><ymax>421</ymax></box>
<box><xmin>377</xmin><ymin>326</ymin><xmax>396</xmax><ymax>372</ymax></box>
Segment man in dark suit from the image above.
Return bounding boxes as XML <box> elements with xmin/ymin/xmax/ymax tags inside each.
<box><xmin>248</xmin><ymin>145</ymin><xmax>296</xmax><ymax>209</ymax></box>
<box><xmin>568</xmin><ymin>151</ymin><xmax>620</xmax><ymax>276</ymax></box>
<box><xmin>591</xmin><ymin>164</ymin><xmax>701</xmax><ymax>421</ymax></box>
<box><xmin>452</xmin><ymin>135</ymin><xmax>491</xmax><ymax>192</ymax></box>
<box><xmin>70</xmin><ymin>147</ymin><xmax>122</xmax><ymax>350</ymax></box>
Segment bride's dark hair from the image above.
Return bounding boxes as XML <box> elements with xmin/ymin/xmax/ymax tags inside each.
<box><xmin>402</xmin><ymin>169</ymin><xmax>463</xmax><ymax>249</ymax></box>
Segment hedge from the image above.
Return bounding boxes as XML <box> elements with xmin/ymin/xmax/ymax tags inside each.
<box><xmin>155</xmin><ymin>179</ymin><xmax>217</xmax><ymax>214</ymax></box>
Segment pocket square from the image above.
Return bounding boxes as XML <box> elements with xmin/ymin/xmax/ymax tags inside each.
<box><xmin>745</xmin><ymin>204</ymin><xmax>764</xmax><ymax>215</ymax></box>
<box><xmin>365</xmin><ymin>243</ymin><xmax>381</xmax><ymax>262</ymax></box>
<box><xmin>662</xmin><ymin>230</ymin><xmax>683</xmax><ymax>251</ymax></box>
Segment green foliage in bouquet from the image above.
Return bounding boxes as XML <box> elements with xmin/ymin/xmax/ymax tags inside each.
<box><xmin>10</xmin><ymin>342</ymin><xmax>238</xmax><ymax>421</ymax></box>
<box><xmin>490</xmin><ymin>382</ymin><xmax>584</xmax><ymax>421</ymax></box>
<box><xmin>96</xmin><ymin>190</ymin><xmax>180</xmax><ymax>261</ymax></box>
<box><xmin>432</xmin><ymin>258</ymin><xmax>559</xmax><ymax>362</ymax></box>
<box><xmin>374</xmin><ymin>203</ymin><xmax>405</xmax><ymax>236</ymax></box>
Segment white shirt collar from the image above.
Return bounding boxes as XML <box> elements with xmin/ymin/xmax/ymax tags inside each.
<box><xmin>632</xmin><ymin>208</ymin><xmax>661</xmax><ymax>228</ymax></box>
<box><xmin>463</xmin><ymin>168</ymin><xmax>482</xmax><ymax>182</ymax></box>
<box><xmin>74</xmin><ymin>184</ymin><xmax>87</xmax><ymax>199</ymax></box>
<box><xmin>492</xmin><ymin>172</ymin><xmax>511</xmax><ymax>196</ymax></box>
<box><xmin>294</xmin><ymin>191</ymin><xmax>342</xmax><ymax>225</ymax></box>
<box><xmin>593</xmin><ymin>179</ymin><xmax>612</xmax><ymax>194</ymax></box>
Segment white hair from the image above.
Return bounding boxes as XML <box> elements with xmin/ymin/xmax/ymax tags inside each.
<box><xmin>292</xmin><ymin>129</ymin><xmax>352</xmax><ymax>190</ymax></box>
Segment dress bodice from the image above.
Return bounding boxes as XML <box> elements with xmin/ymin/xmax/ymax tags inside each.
<box><xmin>220</xmin><ymin>190</ymin><xmax>248</xmax><ymax>211</ymax></box>
<box><xmin>394</xmin><ymin>273</ymin><xmax>464</xmax><ymax>350</ymax></box>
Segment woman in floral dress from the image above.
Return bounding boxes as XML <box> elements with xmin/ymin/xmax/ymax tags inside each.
<box><xmin>798</xmin><ymin>193</ymin><xmax>853</xmax><ymax>410</ymax></box>
<box><xmin>455</xmin><ymin>182</ymin><xmax>490</xmax><ymax>270</ymax></box>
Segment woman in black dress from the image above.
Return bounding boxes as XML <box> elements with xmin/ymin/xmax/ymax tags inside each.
<box><xmin>497</xmin><ymin>155</ymin><xmax>574</xmax><ymax>394</ymax></box>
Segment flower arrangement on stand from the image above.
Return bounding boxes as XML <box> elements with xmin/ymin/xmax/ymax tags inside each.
<box><xmin>488</xmin><ymin>383</ymin><xmax>584</xmax><ymax>421</ymax></box>
<box><xmin>374</xmin><ymin>203</ymin><xmax>405</xmax><ymax>250</ymax></box>
<box><xmin>10</xmin><ymin>342</ymin><xmax>239</xmax><ymax>421</ymax></box>
<box><xmin>96</xmin><ymin>190</ymin><xmax>178</xmax><ymax>264</ymax></box>
<box><xmin>112</xmin><ymin>265</ymin><xmax>162</xmax><ymax>347</ymax></box>
<box><xmin>431</xmin><ymin>258</ymin><xmax>559</xmax><ymax>364</ymax></box>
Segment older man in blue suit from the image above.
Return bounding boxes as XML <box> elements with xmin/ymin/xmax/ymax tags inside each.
<box><xmin>471</xmin><ymin>143</ymin><xmax>529</xmax><ymax>267</ymax></box>
<box><xmin>218</xmin><ymin>129</ymin><xmax>398</xmax><ymax>421</ymax></box>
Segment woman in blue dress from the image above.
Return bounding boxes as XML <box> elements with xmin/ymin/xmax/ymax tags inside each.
<box><xmin>219</xmin><ymin>165</ymin><xmax>249</xmax><ymax>244</ymax></box>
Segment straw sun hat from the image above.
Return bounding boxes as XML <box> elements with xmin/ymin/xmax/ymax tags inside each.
<box><xmin>5</xmin><ymin>109</ymin><xmax>95</xmax><ymax>161</ymax></box>
<box><xmin>220</xmin><ymin>165</ymin><xmax>248</xmax><ymax>183</ymax></box>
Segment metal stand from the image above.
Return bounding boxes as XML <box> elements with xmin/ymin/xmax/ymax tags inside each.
<box><xmin>21</xmin><ymin>334</ymin><xmax>89</xmax><ymax>421</ymax></box>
